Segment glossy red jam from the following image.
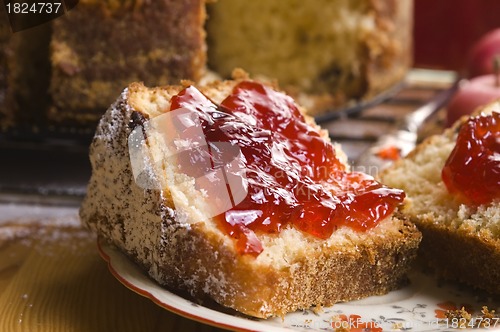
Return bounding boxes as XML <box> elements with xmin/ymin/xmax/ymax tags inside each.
<box><xmin>442</xmin><ymin>112</ymin><xmax>500</xmax><ymax>205</ymax></box>
<box><xmin>168</xmin><ymin>81</ymin><xmax>405</xmax><ymax>256</ymax></box>
<box><xmin>376</xmin><ymin>145</ymin><xmax>401</xmax><ymax>161</ymax></box>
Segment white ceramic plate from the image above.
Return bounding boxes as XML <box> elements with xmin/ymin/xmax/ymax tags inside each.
<box><xmin>98</xmin><ymin>240</ymin><xmax>500</xmax><ymax>332</ymax></box>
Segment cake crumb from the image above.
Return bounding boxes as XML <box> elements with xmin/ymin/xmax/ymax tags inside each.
<box><xmin>445</xmin><ymin>307</ymin><xmax>472</xmax><ymax>328</ymax></box>
<box><xmin>443</xmin><ymin>306</ymin><xmax>499</xmax><ymax>329</ymax></box>
<box><xmin>392</xmin><ymin>322</ymin><xmax>404</xmax><ymax>330</ymax></box>
<box><xmin>480</xmin><ymin>306</ymin><xmax>497</xmax><ymax>319</ymax></box>
<box><xmin>312</xmin><ymin>304</ymin><xmax>323</xmax><ymax>315</ymax></box>
<box><xmin>477</xmin><ymin>306</ymin><xmax>499</xmax><ymax>328</ymax></box>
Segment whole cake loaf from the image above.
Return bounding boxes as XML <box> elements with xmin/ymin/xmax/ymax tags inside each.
<box><xmin>207</xmin><ymin>0</ymin><xmax>413</xmax><ymax>115</ymax></box>
<box><xmin>80</xmin><ymin>73</ymin><xmax>421</xmax><ymax>318</ymax></box>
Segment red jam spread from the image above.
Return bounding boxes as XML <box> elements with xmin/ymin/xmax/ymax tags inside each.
<box><xmin>168</xmin><ymin>81</ymin><xmax>405</xmax><ymax>256</ymax></box>
<box><xmin>376</xmin><ymin>145</ymin><xmax>401</xmax><ymax>161</ymax></box>
<box><xmin>442</xmin><ymin>112</ymin><xmax>500</xmax><ymax>205</ymax></box>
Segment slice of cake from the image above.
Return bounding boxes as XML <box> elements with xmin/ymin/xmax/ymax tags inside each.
<box><xmin>80</xmin><ymin>74</ymin><xmax>421</xmax><ymax>318</ymax></box>
<box><xmin>0</xmin><ymin>16</ymin><xmax>51</xmax><ymax>131</ymax></box>
<box><xmin>0</xmin><ymin>6</ymin><xmax>11</xmax><ymax>130</ymax></box>
<box><xmin>48</xmin><ymin>0</ymin><xmax>207</xmax><ymax>125</ymax></box>
<box><xmin>380</xmin><ymin>102</ymin><xmax>500</xmax><ymax>295</ymax></box>
<box><xmin>206</xmin><ymin>0</ymin><xmax>412</xmax><ymax>115</ymax></box>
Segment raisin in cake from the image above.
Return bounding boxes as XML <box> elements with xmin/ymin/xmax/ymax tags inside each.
<box><xmin>80</xmin><ymin>73</ymin><xmax>421</xmax><ymax>318</ymax></box>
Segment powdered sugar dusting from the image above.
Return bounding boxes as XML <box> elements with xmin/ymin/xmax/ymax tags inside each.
<box><xmin>97</xmin><ymin>87</ymin><xmax>132</xmax><ymax>143</ymax></box>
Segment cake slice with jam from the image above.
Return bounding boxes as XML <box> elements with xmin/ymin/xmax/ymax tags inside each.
<box><xmin>80</xmin><ymin>72</ymin><xmax>421</xmax><ymax>318</ymax></box>
<box><xmin>381</xmin><ymin>103</ymin><xmax>500</xmax><ymax>295</ymax></box>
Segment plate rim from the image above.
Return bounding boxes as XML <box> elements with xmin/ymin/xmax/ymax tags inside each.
<box><xmin>97</xmin><ymin>238</ymin><xmax>500</xmax><ymax>332</ymax></box>
<box><xmin>97</xmin><ymin>238</ymin><xmax>292</xmax><ymax>332</ymax></box>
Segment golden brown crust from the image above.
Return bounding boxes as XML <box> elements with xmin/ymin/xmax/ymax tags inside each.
<box><xmin>80</xmin><ymin>77</ymin><xmax>421</xmax><ymax>318</ymax></box>
<box><xmin>362</xmin><ymin>0</ymin><xmax>413</xmax><ymax>100</ymax></box>
<box><xmin>144</xmin><ymin>217</ymin><xmax>421</xmax><ymax>318</ymax></box>
<box><xmin>415</xmin><ymin>220</ymin><xmax>500</xmax><ymax>295</ymax></box>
